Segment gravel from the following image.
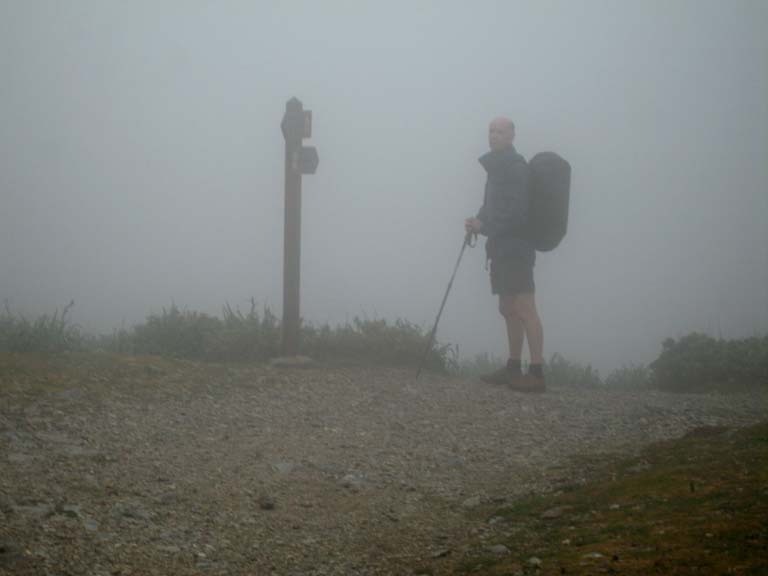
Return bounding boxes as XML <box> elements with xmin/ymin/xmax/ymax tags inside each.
<box><xmin>1</xmin><ymin>361</ymin><xmax>766</xmax><ymax>575</ymax></box>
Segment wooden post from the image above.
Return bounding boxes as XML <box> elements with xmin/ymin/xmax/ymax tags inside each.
<box><xmin>281</xmin><ymin>97</ymin><xmax>303</xmax><ymax>356</ymax></box>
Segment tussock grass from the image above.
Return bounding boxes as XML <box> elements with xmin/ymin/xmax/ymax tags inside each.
<box><xmin>0</xmin><ymin>300</ymin><xmax>83</xmax><ymax>354</ymax></box>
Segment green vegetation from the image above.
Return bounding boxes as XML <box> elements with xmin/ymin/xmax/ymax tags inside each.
<box><xmin>456</xmin><ymin>352</ymin><xmax>603</xmax><ymax>388</ymax></box>
<box><xmin>2</xmin><ymin>303</ymin><xmax>766</xmax><ymax>388</ymax></box>
<box><xmin>0</xmin><ymin>300</ymin><xmax>83</xmax><ymax>354</ymax></box>
<box><xmin>457</xmin><ymin>338</ymin><xmax>767</xmax><ymax>393</ymax></box>
<box><xmin>545</xmin><ymin>352</ymin><xmax>603</xmax><ymax>388</ymax></box>
<box><xmin>0</xmin><ymin>301</ymin><xmax>451</xmax><ymax>372</ymax></box>
<box><xmin>604</xmin><ymin>363</ymin><xmax>651</xmax><ymax>389</ymax></box>
<box><xmin>302</xmin><ymin>316</ymin><xmax>454</xmax><ymax>372</ymax></box>
<box><xmin>458</xmin><ymin>421</ymin><xmax>768</xmax><ymax>575</ymax></box>
<box><xmin>122</xmin><ymin>301</ymin><xmax>281</xmax><ymax>363</ymax></box>
<box><xmin>650</xmin><ymin>333</ymin><xmax>768</xmax><ymax>393</ymax></box>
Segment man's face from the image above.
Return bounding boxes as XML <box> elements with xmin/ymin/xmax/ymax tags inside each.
<box><xmin>488</xmin><ymin>118</ymin><xmax>514</xmax><ymax>151</ymax></box>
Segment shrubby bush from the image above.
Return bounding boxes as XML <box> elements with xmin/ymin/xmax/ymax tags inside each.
<box><xmin>95</xmin><ymin>302</ymin><xmax>453</xmax><ymax>372</ymax></box>
<box><xmin>650</xmin><ymin>333</ymin><xmax>768</xmax><ymax>392</ymax></box>
<box><xmin>303</xmin><ymin>317</ymin><xmax>452</xmax><ymax>371</ymax></box>
<box><xmin>115</xmin><ymin>301</ymin><xmax>282</xmax><ymax>363</ymax></box>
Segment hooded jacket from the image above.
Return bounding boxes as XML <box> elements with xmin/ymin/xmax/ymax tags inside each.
<box><xmin>476</xmin><ymin>145</ymin><xmax>536</xmax><ymax>266</ymax></box>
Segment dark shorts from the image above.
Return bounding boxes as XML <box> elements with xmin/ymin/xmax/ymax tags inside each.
<box><xmin>490</xmin><ymin>258</ymin><xmax>535</xmax><ymax>295</ymax></box>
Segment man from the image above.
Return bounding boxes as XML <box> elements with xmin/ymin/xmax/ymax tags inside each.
<box><xmin>465</xmin><ymin>117</ymin><xmax>545</xmax><ymax>392</ymax></box>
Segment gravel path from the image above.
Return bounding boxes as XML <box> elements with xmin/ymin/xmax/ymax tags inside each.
<box><xmin>1</xmin><ymin>356</ymin><xmax>766</xmax><ymax>575</ymax></box>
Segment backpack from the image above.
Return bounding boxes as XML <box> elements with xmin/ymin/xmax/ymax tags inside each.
<box><xmin>527</xmin><ymin>151</ymin><xmax>571</xmax><ymax>252</ymax></box>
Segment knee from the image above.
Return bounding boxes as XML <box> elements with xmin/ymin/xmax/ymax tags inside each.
<box><xmin>515</xmin><ymin>299</ymin><xmax>540</xmax><ymax>325</ymax></box>
<box><xmin>499</xmin><ymin>298</ymin><xmax>519</xmax><ymax>320</ymax></box>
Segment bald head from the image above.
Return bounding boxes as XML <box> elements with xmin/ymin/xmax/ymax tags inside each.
<box><xmin>489</xmin><ymin>117</ymin><xmax>515</xmax><ymax>151</ymax></box>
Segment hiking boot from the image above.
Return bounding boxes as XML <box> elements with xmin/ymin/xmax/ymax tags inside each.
<box><xmin>510</xmin><ymin>374</ymin><xmax>547</xmax><ymax>393</ymax></box>
<box><xmin>480</xmin><ymin>359</ymin><xmax>522</xmax><ymax>386</ymax></box>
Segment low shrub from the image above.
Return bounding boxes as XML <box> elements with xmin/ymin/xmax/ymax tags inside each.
<box><xmin>650</xmin><ymin>333</ymin><xmax>768</xmax><ymax>392</ymax></box>
<box><xmin>95</xmin><ymin>302</ymin><xmax>453</xmax><ymax>372</ymax></box>
<box><xmin>302</xmin><ymin>317</ymin><xmax>452</xmax><ymax>372</ymax></box>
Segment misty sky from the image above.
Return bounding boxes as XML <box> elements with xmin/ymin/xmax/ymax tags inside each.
<box><xmin>1</xmin><ymin>1</ymin><xmax>766</xmax><ymax>373</ymax></box>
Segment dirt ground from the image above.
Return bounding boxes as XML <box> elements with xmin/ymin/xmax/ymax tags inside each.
<box><xmin>1</xmin><ymin>353</ymin><xmax>766</xmax><ymax>575</ymax></box>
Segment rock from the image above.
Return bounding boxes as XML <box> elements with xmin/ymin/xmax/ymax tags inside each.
<box><xmin>582</xmin><ymin>552</ymin><xmax>605</xmax><ymax>559</ymax></box>
<box><xmin>527</xmin><ymin>556</ymin><xmax>542</xmax><ymax>567</ymax></box>
<box><xmin>270</xmin><ymin>356</ymin><xmax>315</xmax><ymax>369</ymax></box>
<box><xmin>487</xmin><ymin>544</ymin><xmax>510</xmax><ymax>556</ymax></box>
<box><xmin>258</xmin><ymin>495</ymin><xmax>276</xmax><ymax>510</ymax></box>
<box><xmin>83</xmin><ymin>517</ymin><xmax>100</xmax><ymax>532</ymax></box>
<box><xmin>431</xmin><ymin>548</ymin><xmax>451</xmax><ymax>559</ymax></box>
<box><xmin>83</xmin><ymin>474</ymin><xmax>100</xmax><ymax>489</ymax></box>
<box><xmin>541</xmin><ymin>505</ymin><xmax>573</xmax><ymax>519</ymax></box>
<box><xmin>339</xmin><ymin>474</ymin><xmax>364</xmax><ymax>492</ymax></box>
<box><xmin>13</xmin><ymin>502</ymin><xmax>53</xmax><ymax>519</ymax></box>
<box><xmin>462</xmin><ymin>496</ymin><xmax>482</xmax><ymax>509</ymax></box>
<box><xmin>58</xmin><ymin>503</ymin><xmax>83</xmax><ymax>518</ymax></box>
<box><xmin>627</xmin><ymin>461</ymin><xmax>651</xmax><ymax>474</ymax></box>
<box><xmin>273</xmin><ymin>462</ymin><xmax>297</xmax><ymax>475</ymax></box>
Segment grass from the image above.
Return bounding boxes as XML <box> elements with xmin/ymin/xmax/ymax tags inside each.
<box><xmin>3</xmin><ymin>303</ymin><xmax>765</xmax><ymax>390</ymax></box>
<box><xmin>0</xmin><ymin>300</ymin><xmax>82</xmax><ymax>354</ymax></box>
<box><xmin>1</xmin><ymin>301</ymin><xmax>453</xmax><ymax>373</ymax></box>
<box><xmin>457</xmin><ymin>422</ymin><xmax>768</xmax><ymax>575</ymax></box>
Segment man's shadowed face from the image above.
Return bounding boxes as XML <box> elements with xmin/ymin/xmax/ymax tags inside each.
<box><xmin>489</xmin><ymin>117</ymin><xmax>515</xmax><ymax>151</ymax></box>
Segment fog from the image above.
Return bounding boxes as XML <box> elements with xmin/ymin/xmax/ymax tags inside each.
<box><xmin>1</xmin><ymin>1</ymin><xmax>766</xmax><ymax>374</ymax></box>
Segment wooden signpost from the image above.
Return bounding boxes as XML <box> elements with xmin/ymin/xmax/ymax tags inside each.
<box><xmin>280</xmin><ymin>97</ymin><xmax>319</xmax><ymax>356</ymax></box>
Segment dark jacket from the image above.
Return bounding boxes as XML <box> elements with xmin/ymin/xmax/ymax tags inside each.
<box><xmin>476</xmin><ymin>145</ymin><xmax>536</xmax><ymax>266</ymax></box>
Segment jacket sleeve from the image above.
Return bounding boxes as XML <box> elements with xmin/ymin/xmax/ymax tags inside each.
<box><xmin>478</xmin><ymin>162</ymin><xmax>530</xmax><ymax>238</ymax></box>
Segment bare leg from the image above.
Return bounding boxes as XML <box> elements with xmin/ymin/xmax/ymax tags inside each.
<box><xmin>499</xmin><ymin>294</ymin><xmax>524</xmax><ymax>360</ymax></box>
<box><xmin>513</xmin><ymin>293</ymin><xmax>544</xmax><ymax>364</ymax></box>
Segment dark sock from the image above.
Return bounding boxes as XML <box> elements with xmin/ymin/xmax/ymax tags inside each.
<box><xmin>506</xmin><ymin>358</ymin><xmax>522</xmax><ymax>375</ymax></box>
<box><xmin>529</xmin><ymin>363</ymin><xmax>544</xmax><ymax>378</ymax></box>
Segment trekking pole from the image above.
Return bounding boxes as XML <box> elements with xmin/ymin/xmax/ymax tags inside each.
<box><xmin>415</xmin><ymin>231</ymin><xmax>475</xmax><ymax>380</ymax></box>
